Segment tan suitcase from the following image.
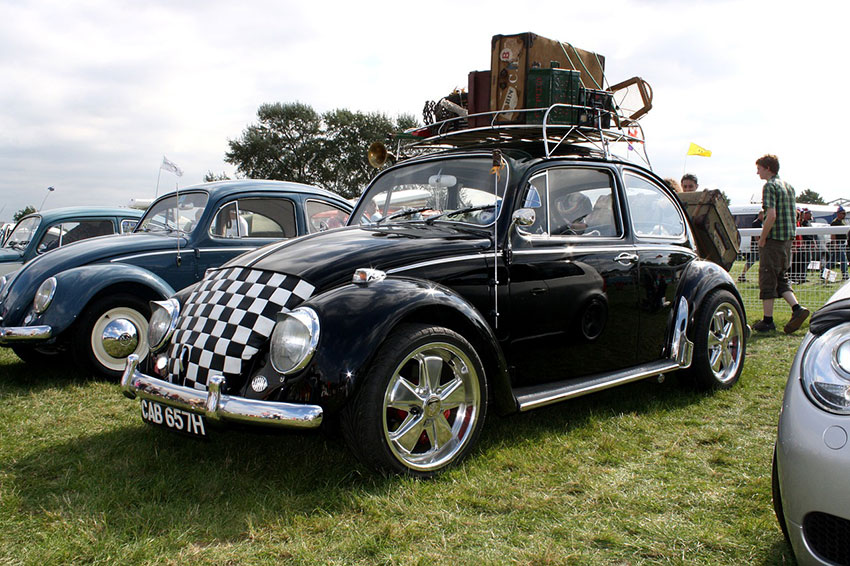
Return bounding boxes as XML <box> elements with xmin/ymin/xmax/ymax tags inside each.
<box><xmin>490</xmin><ymin>32</ymin><xmax>606</xmax><ymax>123</ymax></box>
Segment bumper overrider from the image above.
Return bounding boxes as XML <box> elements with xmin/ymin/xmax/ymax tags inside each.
<box><xmin>120</xmin><ymin>354</ymin><xmax>323</xmax><ymax>429</ymax></box>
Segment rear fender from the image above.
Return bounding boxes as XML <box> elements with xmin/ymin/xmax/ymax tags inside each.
<box><xmin>678</xmin><ymin>260</ymin><xmax>746</xmax><ymax>336</ymax></box>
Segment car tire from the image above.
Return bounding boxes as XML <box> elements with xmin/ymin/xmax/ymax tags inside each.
<box><xmin>10</xmin><ymin>344</ymin><xmax>61</xmax><ymax>367</ymax></box>
<box><xmin>73</xmin><ymin>293</ymin><xmax>150</xmax><ymax>380</ymax></box>
<box><xmin>687</xmin><ymin>289</ymin><xmax>746</xmax><ymax>390</ymax></box>
<box><xmin>341</xmin><ymin>323</ymin><xmax>487</xmax><ymax>477</ymax></box>
<box><xmin>772</xmin><ymin>445</ymin><xmax>792</xmax><ymax>544</ymax></box>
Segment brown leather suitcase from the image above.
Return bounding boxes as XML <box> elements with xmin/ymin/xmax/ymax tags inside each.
<box><xmin>678</xmin><ymin>190</ymin><xmax>741</xmax><ymax>271</ymax></box>
<box><xmin>490</xmin><ymin>32</ymin><xmax>605</xmax><ymax>123</ymax></box>
<box><xmin>467</xmin><ymin>70</ymin><xmax>491</xmax><ymax>128</ymax></box>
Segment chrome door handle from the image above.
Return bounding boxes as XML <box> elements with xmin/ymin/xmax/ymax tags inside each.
<box><xmin>614</xmin><ymin>252</ymin><xmax>639</xmax><ymax>265</ymax></box>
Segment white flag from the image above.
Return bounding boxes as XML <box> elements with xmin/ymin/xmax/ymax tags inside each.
<box><xmin>161</xmin><ymin>156</ymin><xmax>183</xmax><ymax>177</ymax></box>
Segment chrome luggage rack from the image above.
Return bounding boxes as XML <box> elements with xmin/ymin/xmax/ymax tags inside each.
<box><xmin>392</xmin><ymin>104</ymin><xmax>652</xmax><ymax>169</ymax></box>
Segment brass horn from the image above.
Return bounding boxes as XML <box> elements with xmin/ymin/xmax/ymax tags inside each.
<box><xmin>367</xmin><ymin>141</ymin><xmax>395</xmax><ymax>169</ymax></box>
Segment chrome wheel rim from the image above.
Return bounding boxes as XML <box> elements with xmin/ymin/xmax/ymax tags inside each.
<box><xmin>706</xmin><ymin>302</ymin><xmax>743</xmax><ymax>383</ymax></box>
<box><xmin>90</xmin><ymin>307</ymin><xmax>149</xmax><ymax>371</ymax></box>
<box><xmin>382</xmin><ymin>341</ymin><xmax>480</xmax><ymax>472</ymax></box>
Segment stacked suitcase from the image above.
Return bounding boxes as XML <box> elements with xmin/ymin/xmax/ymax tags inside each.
<box><xmin>678</xmin><ymin>190</ymin><xmax>741</xmax><ymax>271</ymax></box>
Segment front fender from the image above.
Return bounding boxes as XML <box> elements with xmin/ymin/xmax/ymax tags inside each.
<box><xmin>302</xmin><ymin>276</ymin><xmax>510</xmax><ymax>414</ymax></box>
<box><xmin>33</xmin><ymin>264</ymin><xmax>175</xmax><ymax>336</ymax></box>
<box><xmin>678</xmin><ymin>259</ymin><xmax>746</xmax><ymax>333</ymax></box>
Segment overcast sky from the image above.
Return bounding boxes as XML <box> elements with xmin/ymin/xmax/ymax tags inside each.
<box><xmin>0</xmin><ymin>0</ymin><xmax>844</xmax><ymax>221</ymax></box>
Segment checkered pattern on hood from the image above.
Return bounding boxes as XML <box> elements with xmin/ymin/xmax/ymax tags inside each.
<box><xmin>166</xmin><ymin>267</ymin><xmax>315</xmax><ymax>390</ymax></box>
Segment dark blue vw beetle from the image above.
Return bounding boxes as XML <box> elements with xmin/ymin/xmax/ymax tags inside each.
<box><xmin>0</xmin><ymin>179</ymin><xmax>351</xmax><ymax>377</ymax></box>
<box><xmin>0</xmin><ymin>206</ymin><xmax>143</xmax><ymax>277</ymax></box>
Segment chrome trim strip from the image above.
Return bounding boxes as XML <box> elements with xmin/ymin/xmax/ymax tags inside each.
<box><xmin>120</xmin><ymin>355</ymin><xmax>323</xmax><ymax>429</ymax></box>
<box><xmin>515</xmin><ymin>360</ymin><xmax>681</xmax><ymax>412</ymax></box>
<box><xmin>511</xmin><ymin>246</ymin><xmax>699</xmax><ymax>257</ymax></box>
<box><xmin>0</xmin><ymin>325</ymin><xmax>52</xmax><ymax>343</ymax></box>
<box><xmin>387</xmin><ymin>254</ymin><xmax>487</xmax><ymax>274</ymax></box>
<box><xmin>111</xmin><ymin>248</ymin><xmax>256</xmax><ymax>263</ymax></box>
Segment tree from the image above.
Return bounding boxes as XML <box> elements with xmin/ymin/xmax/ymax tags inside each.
<box><xmin>225</xmin><ymin>102</ymin><xmax>324</xmax><ymax>184</ymax></box>
<box><xmin>13</xmin><ymin>206</ymin><xmax>36</xmax><ymax>221</ymax></box>
<box><xmin>225</xmin><ymin>102</ymin><xmax>420</xmax><ymax>199</ymax></box>
<box><xmin>797</xmin><ymin>189</ymin><xmax>826</xmax><ymax>205</ymax></box>
<box><xmin>204</xmin><ymin>171</ymin><xmax>231</xmax><ymax>182</ymax></box>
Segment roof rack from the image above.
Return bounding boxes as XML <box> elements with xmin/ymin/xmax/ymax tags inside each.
<box><xmin>392</xmin><ymin>104</ymin><xmax>652</xmax><ymax>170</ymax></box>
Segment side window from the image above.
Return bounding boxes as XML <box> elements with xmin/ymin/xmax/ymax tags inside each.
<box><xmin>548</xmin><ymin>168</ymin><xmax>618</xmax><ymax>237</ymax></box>
<box><xmin>519</xmin><ymin>168</ymin><xmax>619</xmax><ymax>237</ymax></box>
<box><xmin>305</xmin><ymin>200</ymin><xmax>351</xmax><ymax>233</ymax></box>
<box><xmin>37</xmin><ymin>220</ymin><xmax>114</xmax><ymax>253</ymax></box>
<box><xmin>624</xmin><ymin>173</ymin><xmax>685</xmax><ymax>238</ymax></box>
<box><xmin>211</xmin><ymin>198</ymin><xmax>296</xmax><ymax>239</ymax></box>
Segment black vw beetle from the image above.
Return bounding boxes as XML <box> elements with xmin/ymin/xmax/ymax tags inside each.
<box><xmin>122</xmin><ymin>126</ymin><xmax>746</xmax><ymax>476</ymax></box>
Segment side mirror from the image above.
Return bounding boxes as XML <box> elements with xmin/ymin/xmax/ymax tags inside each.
<box><xmin>511</xmin><ymin>208</ymin><xmax>536</xmax><ymax>227</ymax></box>
<box><xmin>37</xmin><ymin>244</ymin><xmax>48</xmax><ymax>254</ymax></box>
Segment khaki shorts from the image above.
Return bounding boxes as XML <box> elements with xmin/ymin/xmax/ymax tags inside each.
<box><xmin>759</xmin><ymin>238</ymin><xmax>793</xmax><ymax>299</ymax></box>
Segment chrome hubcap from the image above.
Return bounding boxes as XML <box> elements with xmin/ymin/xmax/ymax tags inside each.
<box><xmin>383</xmin><ymin>341</ymin><xmax>480</xmax><ymax>472</ymax></box>
<box><xmin>707</xmin><ymin>302</ymin><xmax>743</xmax><ymax>383</ymax></box>
<box><xmin>101</xmin><ymin>318</ymin><xmax>139</xmax><ymax>358</ymax></box>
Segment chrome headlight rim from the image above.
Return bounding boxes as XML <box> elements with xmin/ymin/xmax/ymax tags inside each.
<box><xmin>801</xmin><ymin>323</ymin><xmax>850</xmax><ymax>415</ymax></box>
<box><xmin>33</xmin><ymin>277</ymin><xmax>57</xmax><ymax>314</ymax></box>
<box><xmin>148</xmin><ymin>298</ymin><xmax>180</xmax><ymax>353</ymax></box>
<box><xmin>269</xmin><ymin>307</ymin><xmax>320</xmax><ymax>375</ymax></box>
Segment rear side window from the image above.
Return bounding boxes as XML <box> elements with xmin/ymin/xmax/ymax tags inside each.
<box><xmin>37</xmin><ymin>220</ymin><xmax>114</xmax><ymax>253</ymax></box>
<box><xmin>624</xmin><ymin>173</ymin><xmax>685</xmax><ymax>238</ymax></box>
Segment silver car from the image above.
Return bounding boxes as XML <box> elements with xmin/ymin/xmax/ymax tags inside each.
<box><xmin>774</xmin><ymin>282</ymin><xmax>850</xmax><ymax>565</ymax></box>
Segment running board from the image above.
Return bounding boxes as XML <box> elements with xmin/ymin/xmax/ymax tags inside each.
<box><xmin>514</xmin><ymin>360</ymin><xmax>682</xmax><ymax>412</ymax></box>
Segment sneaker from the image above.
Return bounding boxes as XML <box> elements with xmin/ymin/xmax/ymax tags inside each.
<box><xmin>753</xmin><ymin>319</ymin><xmax>776</xmax><ymax>333</ymax></box>
<box><xmin>737</xmin><ymin>274</ymin><xmax>747</xmax><ymax>283</ymax></box>
<box><xmin>784</xmin><ymin>307</ymin><xmax>811</xmax><ymax>334</ymax></box>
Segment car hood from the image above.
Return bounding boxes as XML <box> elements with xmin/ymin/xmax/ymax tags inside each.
<box><xmin>0</xmin><ymin>232</ymin><xmax>184</xmax><ymax>322</ymax></box>
<box><xmin>221</xmin><ymin>224</ymin><xmax>493</xmax><ymax>292</ymax></box>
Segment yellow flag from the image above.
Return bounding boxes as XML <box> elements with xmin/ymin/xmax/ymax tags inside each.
<box><xmin>687</xmin><ymin>143</ymin><xmax>712</xmax><ymax>157</ymax></box>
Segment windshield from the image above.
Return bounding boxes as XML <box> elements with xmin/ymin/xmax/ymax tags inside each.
<box><xmin>136</xmin><ymin>192</ymin><xmax>209</xmax><ymax>234</ymax></box>
<box><xmin>3</xmin><ymin>216</ymin><xmax>41</xmax><ymax>251</ymax></box>
<box><xmin>351</xmin><ymin>156</ymin><xmax>508</xmax><ymax>227</ymax></box>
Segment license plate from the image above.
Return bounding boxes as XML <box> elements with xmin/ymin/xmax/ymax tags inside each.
<box><xmin>140</xmin><ymin>399</ymin><xmax>207</xmax><ymax>438</ymax></box>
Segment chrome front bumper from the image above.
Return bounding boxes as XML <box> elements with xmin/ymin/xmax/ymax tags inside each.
<box><xmin>120</xmin><ymin>354</ymin><xmax>323</xmax><ymax>429</ymax></box>
<box><xmin>0</xmin><ymin>325</ymin><xmax>52</xmax><ymax>343</ymax></box>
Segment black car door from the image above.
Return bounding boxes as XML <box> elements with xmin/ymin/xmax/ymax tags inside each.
<box><xmin>506</xmin><ymin>165</ymin><xmax>640</xmax><ymax>386</ymax></box>
<box><xmin>622</xmin><ymin>170</ymin><xmax>697</xmax><ymax>363</ymax></box>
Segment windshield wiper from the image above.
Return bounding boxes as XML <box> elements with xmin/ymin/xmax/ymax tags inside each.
<box><xmin>424</xmin><ymin>204</ymin><xmax>495</xmax><ymax>225</ymax></box>
<box><xmin>376</xmin><ymin>206</ymin><xmax>432</xmax><ymax>225</ymax></box>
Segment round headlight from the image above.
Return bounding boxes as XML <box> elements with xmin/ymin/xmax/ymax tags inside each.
<box><xmin>33</xmin><ymin>277</ymin><xmax>57</xmax><ymax>314</ymax></box>
<box><xmin>148</xmin><ymin>298</ymin><xmax>180</xmax><ymax>353</ymax></box>
<box><xmin>269</xmin><ymin>307</ymin><xmax>320</xmax><ymax>374</ymax></box>
<box><xmin>802</xmin><ymin>324</ymin><xmax>850</xmax><ymax>414</ymax></box>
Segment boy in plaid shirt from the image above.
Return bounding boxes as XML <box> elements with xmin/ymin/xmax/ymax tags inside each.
<box><xmin>753</xmin><ymin>154</ymin><xmax>810</xmax><ymax>333</ymax></box>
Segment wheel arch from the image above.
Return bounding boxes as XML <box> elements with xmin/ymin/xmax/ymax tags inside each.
<box><xmin>677</xmin><ymin>259</ymin><xmax>746</xmax><ymax>338</ymax></box>
<box><xmin>306</xmin><ymin>276</ymin><xmax>512</xmax><ymax>414</ymax></box>
<box><xmin>40</xmin><ymin>264</ymin><xmax>175</xmax><ymax>337</ymax></box>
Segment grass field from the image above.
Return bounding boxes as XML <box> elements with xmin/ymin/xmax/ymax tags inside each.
<box><xmin>0</xmin><ymin>288</ymin><xmax>807</xmax><ymax>565</ymax></box>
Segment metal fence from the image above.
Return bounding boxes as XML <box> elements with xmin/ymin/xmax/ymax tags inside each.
<box><xmin>733</xmin><ymin>226</ymin><xmax>848</xmax><ymax>320</ymax></box>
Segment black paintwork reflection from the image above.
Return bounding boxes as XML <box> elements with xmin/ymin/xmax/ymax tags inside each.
<box><xmin>636</xmin><ymin>248</ymin><xmax>694</xmax><ymax>362</ymax></box>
